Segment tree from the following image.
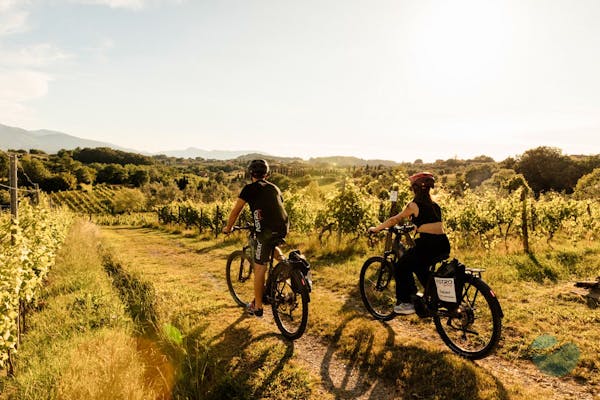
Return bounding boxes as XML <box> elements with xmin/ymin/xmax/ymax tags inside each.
<box><xmin>40</xmin><ymin>172</ymin><xmax>77</xmax><ymax>192</ymax></box>
<box><xmin>75</xmin><ymin>166</ymin><xmax>96</xmax><ymax>184</ymax></box>
<box><xmin>269</xmin><ymin>172</ymin><xmax>292</xmax><ymax>191</ymax></box>
<box><xmin>319</xmin><ymin>181</ymin><xmax>375</xmax><ymax>236</ymax></box>
<box><xmin>0</xmin><ymin>152</ymin><xmax>9</xmax><ymax>178</ymax></box>
<box><xmin>19</xmin><ymin>157</ymin><xmax>51</xmax><ymax>184</ymax></box>
<box><xmin>111</xmin><ymin>188</ymin><xmax>147</xmax><ymax>214</ymax></box>
<box><xmin>465</xmin><ymin>164</ymin><xmax>494</xmax><ymax>189</ymax></box>
<box><xmin>574</xmin><ymin>167</ymin><xmax>600</xmax><ymax>199</ymax></box>
<box><xmin>96</xmin><ymin>164</ymin><xmax>128</xmax><ymax>184</ymax></box>
<box><xmin>129</xmin><ymin>167</ymin><xmax>150</xmax><ymax>187</ymax></box>
<box><xmin>142</xmin><ymin>182</ymin><xmax>181</xmax><ymax>208</ymax></box>
<box><xmin>515</xmin><ymin>147</ymin><xmax>579</xmax><ymax>195</ymax></box>
<box><xmin>72</xmin><ymin>147</ymin><xmax>154</xmax><ymax>166</ymax></box>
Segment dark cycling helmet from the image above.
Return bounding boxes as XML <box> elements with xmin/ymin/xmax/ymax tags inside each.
<box><xmin>248</xmin><ymin>159</ymin><xmax>269</xmax><ymax>178</ymax></box>
<box><xmin>409</xmin><ymin>171</ymin><xmax>435</xmax><ymax>188</ymax></box>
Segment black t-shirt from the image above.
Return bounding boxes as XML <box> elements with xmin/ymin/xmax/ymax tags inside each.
<box><xmin>239</xmin><ymin>180</ymin><xmax>288</xmax><ymax>236</ymax></box>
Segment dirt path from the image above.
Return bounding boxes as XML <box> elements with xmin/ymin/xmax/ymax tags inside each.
<box><xmin>100</xmin><ymin>227</ymin><xmax>597</xmax><ymax>400</ymax></box>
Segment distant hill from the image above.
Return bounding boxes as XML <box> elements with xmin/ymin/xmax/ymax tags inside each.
<box><xmin>234</xmin><ymin>153</ymin><xmax>304</xmax><ymax>164</ymax></box>
<box><xmin>308</xmin><ymin>156</ymin><xmax>399</xmax><ymax>167</ymax></box>
<box><xmin>0</xmin><ymin>123</ymin><xmax>136</xmax><ymax>154</ymax></box>
<box><xmin>161</xmin><ymin>147</ymin><xmax>270</xmax><ymax>160</ymax></box>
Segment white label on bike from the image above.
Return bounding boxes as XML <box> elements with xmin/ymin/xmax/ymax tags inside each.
<box><xmin>389</xmin><ymin>191</ymin><xmax>398</xmax><ymax>202</ymax></box>
<box><xmin>434</xmin><ymin>277</ymin><xmax>457</xmax><ymax>303</ymax></box>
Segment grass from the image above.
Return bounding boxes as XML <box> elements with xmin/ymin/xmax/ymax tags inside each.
<box><xmin>0</xmin><ymin>220</ymin><xmax>165</xmax><ymax>399</ymax></box>
<box><xmin>452</xmin><ymin>237</ymin><xmax>600</xmax><ymax>386</ymax></box>
<box><xmin>2</xmin><ymin>223</ymin><xmax>599</xmax><ymax>399</ymax></box>
<box><xmin>94</xmin><ymin>227</ymin><xmax>514</xmax><ymax>399</ymax></box>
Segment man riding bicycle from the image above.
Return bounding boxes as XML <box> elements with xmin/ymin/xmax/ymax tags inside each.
<box><xmin>223</xmin><ymin>159</ymin><xmax>289</xmax><ymax>317</ymax></box>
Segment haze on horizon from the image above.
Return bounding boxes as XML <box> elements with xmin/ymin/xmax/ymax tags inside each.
<box><xmin>1</xmin><ymin>0</ymin><xmax>599</xmax><ymax>163</ymax></box>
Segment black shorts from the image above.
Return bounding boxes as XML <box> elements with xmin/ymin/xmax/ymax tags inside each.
<box><xmin>253</xmin><ymin>231</ymin><xmax>285</xmax><ymax>264</ymax></box>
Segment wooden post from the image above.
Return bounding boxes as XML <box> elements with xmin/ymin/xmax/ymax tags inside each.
<box><xmin>385</xmin><ymin>185</ymin><xmax>399</xmax><ymax>251</ymax></box>
<box><xmin>215</xmin><ymin>205</ymin><xmax>220</xmax><ymax>238</ymax></box>
<box><xmin>10</xmin><ymin>154</ymin><xmax>18</xmax><ymax>220</ymax></box>
<box><xmin>8</xmin><ymin>154</ymin><xmax>18</xmax><ymax>376</ymax></box>
<box><xmin>521</xmin><ymin>187</ymin><xmax>530</xmax><ymax>253</ymax></box>
<box><xmin>337</xmin><ymin>180</ymin><xmax>346</xmax><ymax>244</ymax></box>
<box><xmin>33</xmin><ymin>183</ymin><xmax>40</xmax><ymax>205</ymax></box>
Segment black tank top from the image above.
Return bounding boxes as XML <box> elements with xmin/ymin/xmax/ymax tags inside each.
<box><xmin>411</xmin><ymin>200</ymin><xmax>442</xmax><ymax>228</ymax></box>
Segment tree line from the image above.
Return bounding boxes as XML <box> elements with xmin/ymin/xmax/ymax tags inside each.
<box><xmin>1</xmin><ymin>146</ymin><xmax>599</xmax><ymax>210</ymax></box>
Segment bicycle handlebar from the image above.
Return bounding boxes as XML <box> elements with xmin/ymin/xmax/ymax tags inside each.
<box><xmin>369</xmin><ymin>223</ymin><xmax>415</xmax><ymax>235</ymax></box>
<box><xmin>231</xmin><ymin>225</ymin><xmax>255</xmax><ymax>232</ymax></box>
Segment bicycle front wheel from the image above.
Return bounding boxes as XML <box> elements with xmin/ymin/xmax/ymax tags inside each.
<box><xmin>433</xmin><ymin>274</ymin><xmax>503</xmax><ymax>360</ymax></box>
<box><xmin>226</xmin><ymin>250</ymin><xmax>254</xmax><ymax>307</ymax></box>
<box><xmin>359</xmin><ymin>256</ymin><xmax>396</xmax><ymax>321</ymax></box>
<box><xmin>272</xmin><ymin>269</ymin><xmax>309</xmax><ymax>340</ymax></box>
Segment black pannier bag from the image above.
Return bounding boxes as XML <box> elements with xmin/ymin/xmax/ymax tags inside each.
<box><xmin>288</xmin><ymin>250</ymin><xmax>312</xmax><ymax>292</ymax></box>
<box><xmin>433</xmin><ymin>258</ymin><xmax>466</xmax><ymax>308</ymax></box>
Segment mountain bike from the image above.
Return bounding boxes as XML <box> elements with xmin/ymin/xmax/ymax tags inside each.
<box><xmin>359</xmin><ymin>224</ymin><xmax>503</xmax><ymax>360</ymax></box>
<box><xmin>225</xmin><ymin>225</ymin><xmax>311</xmax><ymax>340</ymax></box>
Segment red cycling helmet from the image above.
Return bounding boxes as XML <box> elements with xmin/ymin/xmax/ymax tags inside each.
<box><xmin>409</xmin><ymin>171</ymin><xmax>435</xmax><ymax>188</ymax></box>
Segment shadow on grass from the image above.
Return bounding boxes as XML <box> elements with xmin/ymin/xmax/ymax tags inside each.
<box><xmin>172</xmin><ymin>313</ymin><xmax>299</xmax><ymax>400</ymax></box>
<box><xmin>321</xmin><ymin>314</ymin><xmax>510</xmax><ymax>400</ymax></box>
<box><xmin>515</xmin><ymin>252</ymin><xmax>559</xmax><ymax>283</ymax></box>
<box><xmin>103</xmin><ymin>253</ymin><xmax>158</xmax><ymax>334</ymax></box>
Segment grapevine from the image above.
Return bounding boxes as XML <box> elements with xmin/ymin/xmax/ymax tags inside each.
<box><xmin>0</xmin><ymin>198</ymin><xmax>72</xmax><ymax>368</ymax></box>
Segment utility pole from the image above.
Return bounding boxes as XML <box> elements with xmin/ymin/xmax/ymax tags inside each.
<box><xmin>9</xmin><ymin>154</ymin><xmax>18</xmax><ymax>220</ymax></box>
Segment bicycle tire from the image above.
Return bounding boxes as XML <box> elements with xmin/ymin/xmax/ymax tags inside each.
<box><xmin>226</xmin><ymin>250</ymin><xmax>254</xmax><ymax>307</ymax></box>
<box><xmin>359</xmin><ymin>256</ymin><xmax>396</xmax><ymax>321</ymax></box>
<box><xmin>271</xmin><ymin>268</ymin><xmax>309</xmax><ymax>340</ymax></box>
<box><xmin>433</xmin><ymin>274</ymin><xmax>503</xmax><ymax>360</ymax></box>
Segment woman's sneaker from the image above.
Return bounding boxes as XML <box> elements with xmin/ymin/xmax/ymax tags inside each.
<box><xmin>394</xmin><ymin>302</ymin><xmax>416</xmax><ymax>315</ymax></box>
<box><xmin>247</xmin><ymin>300</ymin><xmax>263</xmax><ymax>317</ymax></box>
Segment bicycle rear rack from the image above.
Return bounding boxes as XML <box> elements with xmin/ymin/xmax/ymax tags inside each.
<box><xmin>466</xmin><ymin>268</ymin><xmax>485</xmax><ymax>278</ymax></box>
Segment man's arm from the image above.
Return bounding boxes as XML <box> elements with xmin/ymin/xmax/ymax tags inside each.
<box><xmin>223</xmin><ymin>198</ymin><xmax>246</xmax><ymax>233</ymax></box>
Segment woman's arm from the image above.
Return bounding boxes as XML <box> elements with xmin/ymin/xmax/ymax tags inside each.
<box><xmin>368</xmin><ymin>202</ymin><xmax>417</xmax><ymax>233</ymax></box>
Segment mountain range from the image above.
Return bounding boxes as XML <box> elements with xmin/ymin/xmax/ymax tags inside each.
<box><xmin>0</xmin><ymin>123</ymin><xmax>265</xmax><ymax>161</ymax></box>
<box><xmin>0</xmin><ymin>123</ymin><xmax>135</xmax><ymax>155</ymax></box>
<box><xmin>0</xmin><ymin>123</ymin><xmax>398</xmax><ymax>166</ymax></box>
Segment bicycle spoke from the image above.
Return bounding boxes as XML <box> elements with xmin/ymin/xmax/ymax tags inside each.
<box><xmin>272</xmin><ymin>271</ymin><xmax>308</xmax><ymax>340</ymax></box>
<box><xmin>434</xmin><ymin>275</ymin><xmax>502</xmax><ymax>359</ymax></box>
<box><xmin>226</xmin><ymin>250</ymin><xmax>254</xmax><ymax>307</ymax></box>
<box><xmin>359</xmin><ymin>257</ymin><xmax>396</xmax><ymax>321</ymax></box>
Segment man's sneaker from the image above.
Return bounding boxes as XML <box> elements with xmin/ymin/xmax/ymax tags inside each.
<box><xmin>394</xmin><ymin>302</ymin><xmax>416</xmax><ymax>315</ymax></box>
<box><xmin>247</xmin><ymin>301</ymin><xmax>263</xmax><ymax>317</ymax></box>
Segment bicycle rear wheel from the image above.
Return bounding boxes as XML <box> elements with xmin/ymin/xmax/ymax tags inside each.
<box><xmin>359</xmin><ymin>256</ymin><xmax>396</xmax><ymax>321</ymax></box>
<box><xmin>433</xmin><ymin>274</ymin><xmax>503</xmax><ymax>360</ymax></box>
<box><xmin>272</xmin><ymin>269</ymin><xmax>309</xmax><ymax>340</ymax></box>
<box><xmin>226</xmin><ymin>250</ymin><xmax>254</xmax><ymax>307</ymax></box>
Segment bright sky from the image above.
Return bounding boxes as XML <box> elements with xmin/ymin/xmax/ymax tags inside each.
<box><xmin>1</xmin><ymin>0</ymin><xmax>599</xmax><ymax>162</ymax></box>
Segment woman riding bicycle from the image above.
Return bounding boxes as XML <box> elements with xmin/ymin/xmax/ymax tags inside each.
<box><xmin>368</xmin><ymin>172</ymin><xmax>450</xmax><ymax>315</ymax></box>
